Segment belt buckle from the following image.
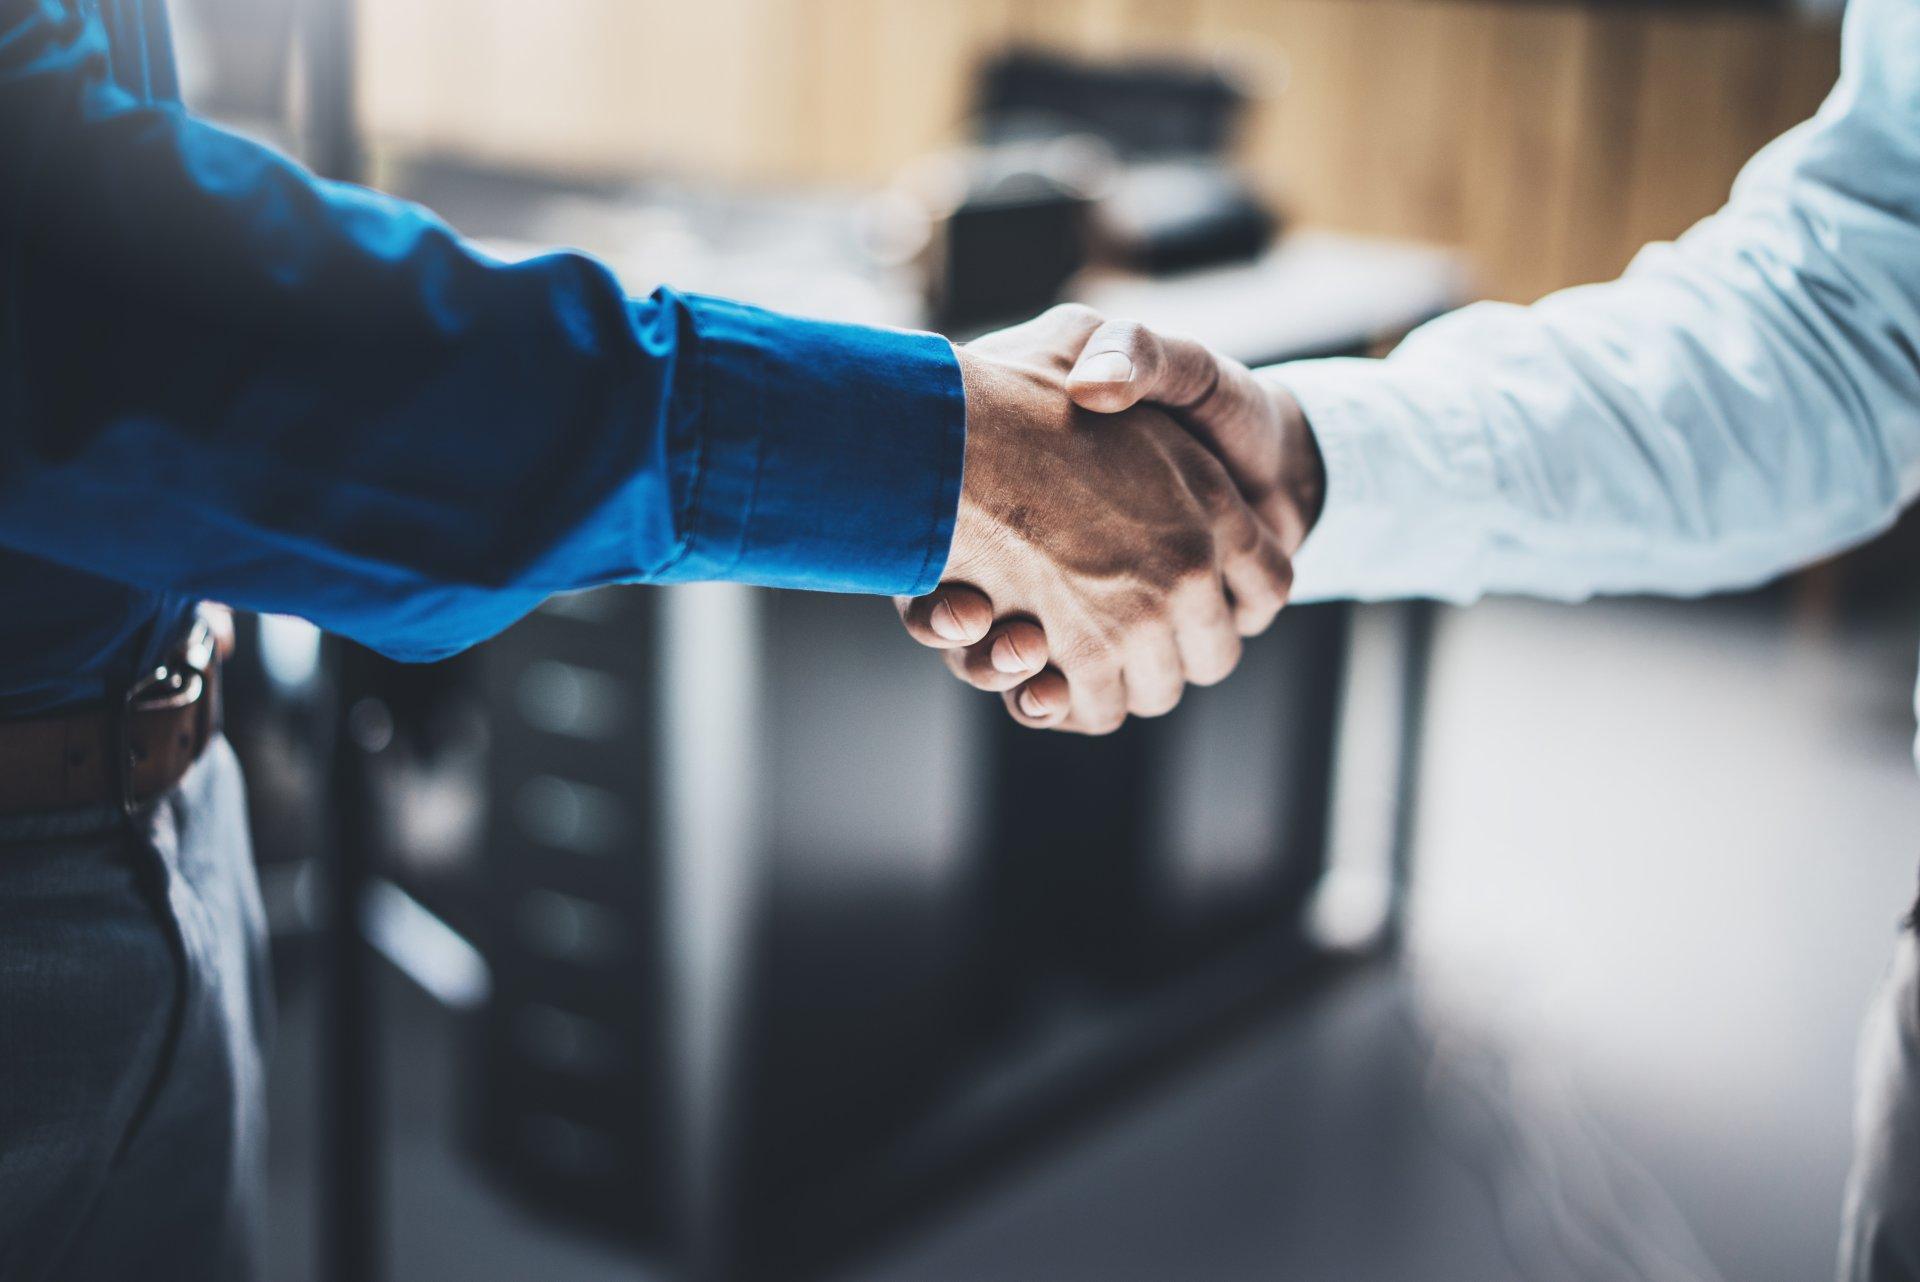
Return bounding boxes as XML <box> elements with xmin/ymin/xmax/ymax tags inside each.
<box><xmin>181</xmin><ymin>614</ymin><xmax>217</xmax><ymax>678</ymax></box>
<box><xmin>115</xmin><ymin>617</ymin><xmax>215</xmax><ymax>816</ymax></box>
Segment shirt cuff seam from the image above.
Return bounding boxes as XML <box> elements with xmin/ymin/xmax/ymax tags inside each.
<box><xmin>1262</xmin><ymin>363</ymin><xmax>1380</xmax><ymax>554</ymax></box>
<box><xmin>652</xmin><ymin>303</ymin><xmax>715</xmax><ymax>580</ymax></box>
<box><xmin>909</xmin><ymin>340</ymin><xmax>965</xmax><ymax>596</ymax></box>
<box><xmin>727</xmin><ymin>332</ymin><xmax>771</xmax><ymax>581</ymax></box>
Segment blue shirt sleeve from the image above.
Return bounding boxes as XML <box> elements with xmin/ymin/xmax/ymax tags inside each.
<box><xmin>0</xmin><ymin>1</ymin><xmax>965</xmax><ymax>662</ymax></box>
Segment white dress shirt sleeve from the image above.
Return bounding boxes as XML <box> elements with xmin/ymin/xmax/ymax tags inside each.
<box><xmin>1273</xmin><ymin>0</ymin><xmax>1920</xmax><ymax>606</ymax></box>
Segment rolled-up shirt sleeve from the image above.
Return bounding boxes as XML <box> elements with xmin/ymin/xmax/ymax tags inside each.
<box><xmin>1270</xmin><ymin>0</ymin><xmax>1920</xmax><ymax>608</ymax></box>
<box><xmin>0</xmin><ymin>0</ymin><xmax>964</xmax><ymax>662</ymax></box>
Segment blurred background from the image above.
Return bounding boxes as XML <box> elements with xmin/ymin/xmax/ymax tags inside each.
<box><xmin>162</xmin><ymin>1</ymin><xmax>1920</xmax><ymax>1279</ymax></box>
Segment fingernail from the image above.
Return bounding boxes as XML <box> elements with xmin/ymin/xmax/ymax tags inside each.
<box><xmin>1073</xmin><ymin>351</ymin><xmax>1133</xmax><ymax>384</ymax></box>
<box><xmin>930</xmin><ymin>598</ymin><xmax>967</xmax><ymax>642</ymax></box>
<box><xmin>991</xmin><ymin>632</ymin><xmax>1030</xmax><ymax>673</ymax></box>
<box><xmin>1018</xmin><ymin>687</ymin><xmax>1050</xmax><ymax>718</ymax></box>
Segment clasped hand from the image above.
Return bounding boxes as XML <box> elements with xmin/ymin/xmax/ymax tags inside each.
<box><xmin>896</xmin><ymin>305</ymin><xmax>1324</xmax><ymax>734</ymax></box>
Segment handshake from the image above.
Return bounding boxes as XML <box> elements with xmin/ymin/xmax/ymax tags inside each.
<box><xmin>897</xmin><ymin>305</ymin><xmax>1327</xmax><ymax>734</ymax></box>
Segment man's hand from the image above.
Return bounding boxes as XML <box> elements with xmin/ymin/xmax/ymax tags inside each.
<box><xmin>1066</xmin><ymin>320</ymin><xmax>1326</xmax><ymax>556</ymax></box>
<box><xmin>903</xmin><ymin>314</ymin><xmax>1328</xmax><ymax>729</ymax></box>
<box><xmin>895</xmin><ymin>306</ymin><xmax>1294</xmax><ymax>735</ymax></box>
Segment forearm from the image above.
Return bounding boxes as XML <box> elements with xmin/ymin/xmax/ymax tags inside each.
<box><xmin>1275</xmin><ymin>239</ymin><xmax>1920</xmax><ymax>607</ymax></box>
<box><xmin>1275</xmin><ymin>214</ymin><xmax>1920</xmax><ymax>607</ymax></box>
<box><xmin>1269</xmin><ymin>0</ymin><xmax>1920</xmax><ymax>607</ymax></box>
<box><xmin>1</xmin><ymin>4</ymin><xmax>964</xmax><ymax>659</ymax></box>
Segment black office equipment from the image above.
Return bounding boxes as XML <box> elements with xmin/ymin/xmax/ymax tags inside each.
<box><xmin>964</xmin><ymin>49</ymin><xmax>1284</xmax><ymax>283</ymax></box>
<box><xmin>1095</xmin><ymin>159</ymin><xmax>1279</xmax><ymax>275</ymax></box>
<box><xmin>919</xmin><ymin>149</ymin><xmax>1098</xmax><ymax>333</ymax></box>
<box><xmin>975</xmin><ymin>49</ymin><xmax>1251</xmax><ymax>159</ymax></box>
<box><xmin>469</xmin><ymin>586</ymin><xmax>1407</xmax><ymax>1282</ymax></box>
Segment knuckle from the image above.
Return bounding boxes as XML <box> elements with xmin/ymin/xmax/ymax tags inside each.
<box><xmin>1231</xmin><ymin>574</ymin><xmax>1278</xmax><ymax>615</ymax></box>
<box><xmin>1047</xmin><ymin>302</ymin><xmax>1103</xmax><ymax>329</ymax></box>
<box><xmin>1257</xmin><ymin>541</ymin><xmax>1293</xmax><ymax>584</ymax></box>
<box><xmin>1227</xmin><ymin>539</ymin><xmax>1289</xmax><ymax>598</ymax></box>
<box><xmin>967</xmin><ymin>665</ymin><xmax>1015</xmax><ymax>692</ymax></box>
<box><xmin>1271</xmin><ymin>557</ymin><xmax>1296</xmax><ymax>599</ymax></box>
<box><xmin>1223</xmin><ymin>507</ymin><xmax>1264</xmax><ymax>554</ymax></box>
<box><xmin>1194</xmin><ymin>471</ymin><xmax>1249</xmax><ymax>530</ymax></box>
<box><xmin>1115</xmin><ymin>588</ymin><xmax>1168</xmax><ymax>634</ymax></box>
<box><xmin>1240</xmin><ymin>599</ymin><xmax>1282</xmax><ymax>636</ymax></box>
<box><xmin>1189</xmin><ymin>640</ymin><xmax>1242</xmax><ymax>687</ymax></box>
<box><xmin>1191</xmin><ymin>481</ymin><xmax>1234</xmax><ymax>526</ymax></box>
<box><xmin>1207</xmin><ymin>484</ymin><xmax>1247</xmax><ymax>526</ymax></box>
<box><xmin>1061</xmin><ymin>630</ymin><xmax>1117</xmax><ymax>670</ymax></box>
<box><xmin>1171</xmin><ymin>576</ymin><xmax>1230</xmax><ymax>625</ymax></box>
<box><xmin>1133</xmin><ymin>686</ymin><xmax>1182</xmax><ymax>718</ymax></box>
<box><xmin>1017</xmin><ymin>631</ymin><xmax>1051</xmax><ymax>668</ymax></box>
<box><xmin>1157</xmin><ymin>531</ymin><xmax>1217</xmax><ymax>585</ymax></box>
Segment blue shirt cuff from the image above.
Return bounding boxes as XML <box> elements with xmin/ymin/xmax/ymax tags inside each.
<box><xmin>659</xmin><ymin>295</ymin><xmax>966</xmax><ymax>597</ymax></box>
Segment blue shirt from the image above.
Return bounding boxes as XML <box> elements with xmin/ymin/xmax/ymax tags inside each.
<box><xmin>0</xmin><ymin>0</ymin><xmax>965</xmax><ymax>715</ymax></box>
<box><xmin>1278</xmin><ymin>0</ymin><xmax>1920</xmax><ymax>618</ymax></box>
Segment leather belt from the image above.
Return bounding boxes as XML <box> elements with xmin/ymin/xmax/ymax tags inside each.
<box><xmin>0</xmin><ymin>612</ymin><xmax>224</xmax><ymax>817</ymax></box>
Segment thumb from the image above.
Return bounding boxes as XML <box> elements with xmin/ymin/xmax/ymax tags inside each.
<box><xmin>1066</xmin><ymin>320</ymin><xmax>1155</xmax><ymax>413</ymax></box>
<box><xmin>1067</xmin><ymin>319</ymin><xmax>1228</xmax><ymax>417</ymax></box>
<box><xmin>1068</xmin><ymin>320</ymin><xmax>1283</xmax><ymax>506</ymax></box>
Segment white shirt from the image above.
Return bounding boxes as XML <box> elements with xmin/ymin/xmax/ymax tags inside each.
<box><xmin>1276</xmin><ymin>0</ymin><xmax>1920</xmax><ymax>635</ymax></box>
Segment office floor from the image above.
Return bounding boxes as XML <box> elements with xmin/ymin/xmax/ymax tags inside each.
<box><xmin>264</xmin><ymin>594</ymin><xmax>1920</xmax><ymax>1282</ymax></box>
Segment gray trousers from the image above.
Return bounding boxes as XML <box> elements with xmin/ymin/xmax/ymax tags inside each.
<box><xmin>1844</xmin><ymin>929</ymin><xmax>1920</xmax><ymax>1281</ymax></box>
<box><xmin>0</xmin><ymin>739</ymin><xmax>268</xmax><ymax>1282</ymax></box>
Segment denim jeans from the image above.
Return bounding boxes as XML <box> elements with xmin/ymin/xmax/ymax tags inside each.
<box><xmin>0</xmin><ymin>738</ymin><xmax>268</xmax><ymax>1282</ymax></box>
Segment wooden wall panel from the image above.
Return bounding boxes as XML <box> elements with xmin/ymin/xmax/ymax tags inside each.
<box><xmin>357</xmin><ymin>0</ymin><xmax>1840</xmax><ymax>303</ymax></box>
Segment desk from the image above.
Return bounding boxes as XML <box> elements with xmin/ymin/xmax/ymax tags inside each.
<box><xmin>1073</xmin><ymin>230</ymin><xmax>1468</xmax><ymax>367</ymax></box>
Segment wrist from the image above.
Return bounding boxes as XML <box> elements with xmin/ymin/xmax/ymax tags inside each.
<box><xmin>948</xmin><ymin>347</ymin><xmax>1031</xmax><ymax>584</ymax></box>
<box><xmin>1259</xmin><ymin>376</ymin><xmax>1325</xmax><ymax>554</ymax></box>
